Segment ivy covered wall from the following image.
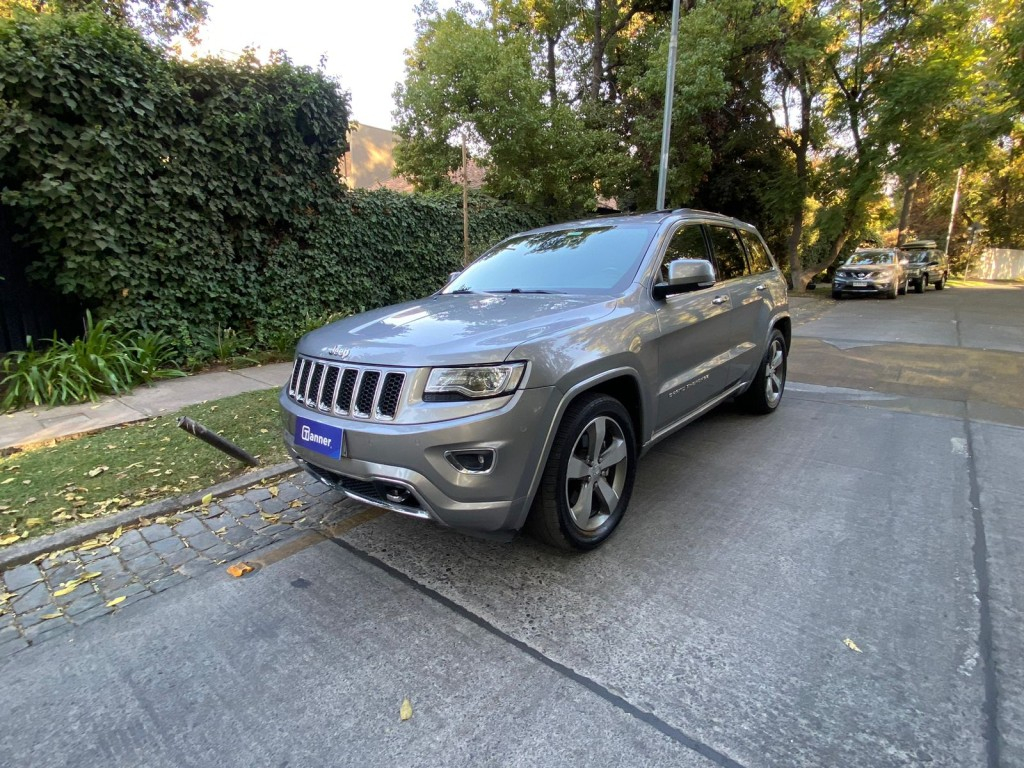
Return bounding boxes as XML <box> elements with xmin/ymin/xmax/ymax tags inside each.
<box><xmin>0</xmin><ymin>11</ymin><xmax>544</xmax><ymax>351</ymax></box>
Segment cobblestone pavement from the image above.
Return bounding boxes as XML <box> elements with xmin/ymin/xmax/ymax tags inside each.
<box><xmin>0</xmin><ymin>471</ymin><xmax>355</xmax><ymax>660</ymax></box>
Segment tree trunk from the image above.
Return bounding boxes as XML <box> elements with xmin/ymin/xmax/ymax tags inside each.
<box><xmin>896</xmin><ymin>171</ymin><xmax>919</xmax><ymax>245</ymax></box>
<box><xmin>546</xmin><ymin>34</ymin><xmax>558</xmax><ymax>106</ymax></box>
<box><xmin>786</xmin><ymin>66</ymin><xmax>812</xmax><ymax>289</ymax></box>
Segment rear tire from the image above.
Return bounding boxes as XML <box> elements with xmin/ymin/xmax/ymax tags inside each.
<box><xmin>527</xmin><ymin>394</ymin><xmax>637</xmax><ymax>551</ymax></box>
<box><xmin>738</xmin><ymin>329</ymin><xmax>787</xmax><ymax>415</ymax></box>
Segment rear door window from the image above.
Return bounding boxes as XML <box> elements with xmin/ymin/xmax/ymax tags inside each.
<box><xmin>738</xmin><ymin>230</ymin><xmax>774</xmax><ymax>274</ymax></box>
<box><xmin>706</xmin><ymin>225</ymin><xmax>749</xmax><ymax>281</ymax></box>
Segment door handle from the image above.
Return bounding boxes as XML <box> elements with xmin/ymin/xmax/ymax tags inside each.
<box><xmin>712</xmin><ymin>295</ymin><xmax>730</xmax><ymax>305</ymax></box>
<box><xmin>755</xmin><ymin>284</ymin><xmax>767</xmax><ymax>291</ymax></box>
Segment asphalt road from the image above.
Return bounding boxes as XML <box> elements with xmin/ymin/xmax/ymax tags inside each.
<box><xmin>2</xmin><ymin>284</ymin><xmax>1022</xmax><ymax>767</ymax></box>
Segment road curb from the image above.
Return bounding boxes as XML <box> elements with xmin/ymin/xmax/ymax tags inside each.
<box><xmin>0</xmin><ymin>460</ymin><xmax>300</xmax><ymax>571</ymax></box>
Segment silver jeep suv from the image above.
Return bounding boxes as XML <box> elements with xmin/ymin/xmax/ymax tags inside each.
<box><xmin>280</xmin><ymin>210</ymin><xmax>790</xmax><ymax>550</ymax></box>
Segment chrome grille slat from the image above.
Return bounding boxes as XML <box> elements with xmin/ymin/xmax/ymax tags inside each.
<box><xmin>287</xmin><ymin>357</ymin><xmax>406</xmax><ymax>422</ymax></box>
<box><xmin>354</xmin><ymin>371</ymin><xmax>381</xmax><ymax>417</ymax></box>
<box><xmin>335</xmin><ymin>369</ymin><xmax>357</xmax><ymax>414</ymax></box>
<box><xmin>319</xmin><ymin>367</ymin><xmax>339</xmax><ymax>411</ymax></box>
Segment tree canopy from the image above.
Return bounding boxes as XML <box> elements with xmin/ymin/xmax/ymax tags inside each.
<box><xmin>394</xmin><ymin>0</ymin><xmax>1021</xmax><ymax>285</ymax></box>
<box><xmin>0</xmin><ymin>0</ymin><xmax>207</xmax><ymax>43</ymax></box>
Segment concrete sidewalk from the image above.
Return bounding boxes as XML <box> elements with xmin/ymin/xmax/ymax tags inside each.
<box><xmin>1</xmin><ymin>363</ymin><xmax>293</xmax><ymax>451</ymax></box>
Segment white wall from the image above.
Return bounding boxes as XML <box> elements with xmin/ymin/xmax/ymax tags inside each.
<box><xmin>967</xmin><ymin>248</ymin><xmax>1024</xmax><ymax>280</ymax></box>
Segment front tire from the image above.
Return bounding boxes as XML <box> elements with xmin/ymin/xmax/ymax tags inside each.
<box><xmin>935</xmin><ymin>273</ymin><xmax>946</xmax><ymax>290</ymax></box>
<box><xmin>915</xmin><ymin>276</ymin><xmax>927</xmax><ymax>294</ymax></box>
<box><xmin>738</xmin><ymin>329</ymin><xmax>787</xmax><ymax>415</ymax></box>
<box><xmin>527</xmin><ymin>394</ymin><xmax>637</xmax><ymax>551</ymax></box>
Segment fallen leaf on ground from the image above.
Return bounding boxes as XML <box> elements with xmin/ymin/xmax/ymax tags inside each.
<box><xmin>41</xmin><ymin>612</ymin><xmax>63</xmax><ymax>620</ymax></box>
<box><xmin>289</xmin><ymin>500</ymin><xmax>304</xmax><ymax>509</ymax></box>
<box><xmin>0</xmin><ymin>592</ymin><xmax>15</xmax><ymax>604</ymax></box>
<box><xmin>24</xmin><ymin>518</ymin><xmax>44</xmax><ymax>528</ymax></box>
<box><xmin>260</xmin><ymin>513</ymin><xmax>281</xmax><ymax>523</ymax></box>
<box><xmin>106</xmin><ymin>596</ymin><xmax>126</xmax><ymax>608</ymax></box>
<box><xmin>226</xmin><ymin>562</ymin><xmax>254</xmax><ymax>578</ymax></box>
<box><xmin>0</xmin><ymin>534</ymin><xmax>21</xmax><ymax>546</ymax></box>
<box><xmin>843</xmin><ymin>638</ymin><xmax>863</xmax><ymax>653</ymax></box>
<box><xmin>400</xmin><ymin>698</ymin><xmax>413</xmax><ymax>721</ymax></box>
<box><xmin>87</xmin><ymin>466</ymin><xmax>109</xmax><ymax>478</ymax></box>
<box><xmin>201</xmin><ymin>493</ymin><xmax>214</xmax><ymax>505</ymax></box>
<box><xmin>53</xmin><ymin>581</ymin><xmax>82</xmax><ymax>597</ymax></box>
<box><xmin>268</xmin><ymin>486</ymin><xmax>279</xmax><ymax>498</ymax></box>
<box><xmin>213</xmin><ymin>526</ymin><xmax>227</xmax><ymax>535</ymax></box>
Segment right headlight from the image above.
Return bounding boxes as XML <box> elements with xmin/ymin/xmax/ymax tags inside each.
<box><xmin>424</xmin><ymin>363</ymin><xmax>526</xmax><ymax>401</ymax></box>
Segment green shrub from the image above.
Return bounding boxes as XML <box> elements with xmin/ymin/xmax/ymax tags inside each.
<box><xmin>0</xmin><ymin>311</ymin><xmax>183</xmax><ymax>411</ymax></box>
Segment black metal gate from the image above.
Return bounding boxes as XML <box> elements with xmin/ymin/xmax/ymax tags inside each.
<box><xmin>0</xmin><ymin>206</ymin><xmax>84</xmax><ymax>353</ymax></box>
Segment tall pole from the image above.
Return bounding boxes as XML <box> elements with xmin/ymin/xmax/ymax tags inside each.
<box><xmin>462</xmin><ymin>130</ymin><xmax>470</xmax><ymax>266</ymax></box>
<box><xmin>656</xmin><ymin>0</ymin><xmax>681</xmax><ymax>210</ymax></box>
<box><xmin>944</xmin><ymin>167</ymin><xmax>963</xmax><ymax>257</ymax></box>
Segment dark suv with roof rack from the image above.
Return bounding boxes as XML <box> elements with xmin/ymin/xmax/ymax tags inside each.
<box><xmin>900</xmin><ymin>240</ymin><xmax>949</xmax><ymax>292</ymax></box>
<box><xmin>280</xmin><ymin>210</ymin><xmax>790</xmax><ymax>550</ymax></box>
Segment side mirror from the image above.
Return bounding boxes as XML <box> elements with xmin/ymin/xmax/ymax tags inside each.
<box><xmin>448</xmin><ymin>271</ymin><xmax>462</xmax><ymax>284</ymax></box>
<box><xmin>653</xmin><ymin>258</ymin><xmax>716</xmax><ymax>300</ymax></box>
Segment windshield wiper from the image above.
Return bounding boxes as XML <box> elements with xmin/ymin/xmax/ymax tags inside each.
<box><xmin>490</xmin><ymin>289</ymin><xmax>564</xmax><ymax>294</ymax></box>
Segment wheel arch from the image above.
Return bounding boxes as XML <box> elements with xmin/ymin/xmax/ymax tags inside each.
<box><xmin>514</xmin><ymin>368</ymin><xmax>646</xmax><ymax>531</ymax></box>
<box><xmin>773</xmin><ymin>314</ymin><xmax>792</xmax><ymax>350</ymax></box>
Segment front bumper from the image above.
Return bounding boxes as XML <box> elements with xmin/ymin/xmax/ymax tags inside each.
<box><xmin>280</xmin><ymin>386</ymin><xmax>560</xmax><ymax>534</ymax></box>
<box><xmin>832</xmin><ymin>276</ymin><xmax>895</xmax><ymax>294</ymax></box>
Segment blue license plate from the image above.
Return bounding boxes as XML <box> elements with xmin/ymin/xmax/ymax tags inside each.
<box><xmin>295</xmin><ymin>416</ymin><xmax>343</xmax><ymax>460</ymax></box>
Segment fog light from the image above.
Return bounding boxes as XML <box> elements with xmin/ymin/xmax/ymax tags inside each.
<box><xmin>446</xmin><ymin>449</ymin><xmax>495</xmax><ymax>474</ymax></box>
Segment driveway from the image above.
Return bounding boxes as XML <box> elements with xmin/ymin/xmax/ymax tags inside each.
<box><xmin>1</xmin><ymin>284</ymin><xmax>1022</xmax><ymax>767</ymax></box>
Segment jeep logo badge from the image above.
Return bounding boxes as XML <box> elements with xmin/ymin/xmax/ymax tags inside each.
<box><xmin>323</xmin><ymin>345</ymin><xmax>351</xmax><ymax>359</ymax></box>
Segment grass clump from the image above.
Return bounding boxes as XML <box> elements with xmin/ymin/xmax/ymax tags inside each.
<box><xmin>0</xmin><ymin>388</ymin><xmax>290</xmax><ymax>545</ymax></box>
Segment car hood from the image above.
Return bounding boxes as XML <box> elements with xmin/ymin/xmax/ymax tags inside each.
<box><xmin>297</xmin><ymin>293</ymin><xmax>617</xmax><ymax>367</ymax></box>
<box><xmin>841</xmin><ymin>265</ymin><xmax>894</xmax><ymax>273</ymax></box>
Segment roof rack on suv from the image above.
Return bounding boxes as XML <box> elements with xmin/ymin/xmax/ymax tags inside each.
<box><xmin>901</xmin><ymin>240</ymin><xmax>938</xmax><ymax>250</ymax></box>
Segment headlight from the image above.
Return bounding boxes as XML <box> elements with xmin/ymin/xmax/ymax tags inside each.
<box><xmin>424</xmin><ymin>363</ymin><xmax>526</xmax><ymax>400</ymax></box>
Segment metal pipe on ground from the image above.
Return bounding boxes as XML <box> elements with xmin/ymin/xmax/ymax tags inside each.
<box><xmin>176</xmin><ymin>417</ymin><xmax>260</xmax><ymax>467</ymax></box>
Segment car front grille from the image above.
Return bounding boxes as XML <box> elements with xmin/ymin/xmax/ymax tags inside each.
<box><xmin>287</xmin><ymin>357</ymin><xmax>408</xmax><ymax>421</ymax></box>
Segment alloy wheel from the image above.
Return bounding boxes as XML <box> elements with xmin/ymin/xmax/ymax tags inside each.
<box><xmin>764</xmin><ymin>338</ymin><xmax>785</xmax><ymax>407</ymax></box>
<box><xmin>564</xmin><ymin>416</ymin><xmax>629</xmax><ymax>531</ymax></box>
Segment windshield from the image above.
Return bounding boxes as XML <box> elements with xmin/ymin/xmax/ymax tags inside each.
<box><xmin>847</xmin><ymin>250</ymin><xmax>894</xmax><ymax>265</ymax></box>
<box><xmin>442</xmin><ymin>224</ymin><xmax>659</xmax><ymax>295</ymax></box>
<box><xmin>905</xmin><ymin>251</ymin><xmax>931</xmax><ymax>263</ymax></box>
